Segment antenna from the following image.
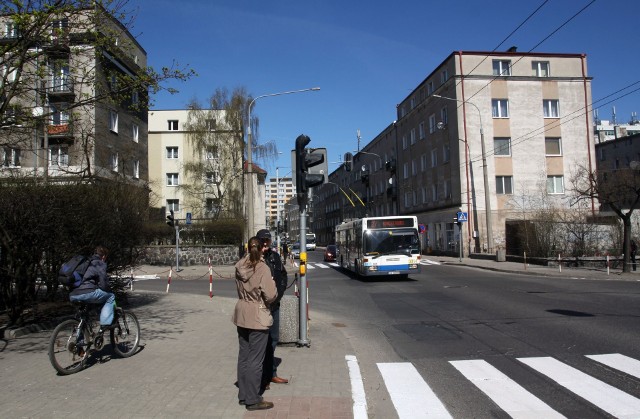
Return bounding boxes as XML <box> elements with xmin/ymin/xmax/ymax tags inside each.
<box><xmin>612</xmin><ymin>106</ymin><xmax>617</xmax><ymax>125</ymax></box>
<box><xmin>357</xmin><ymin>129</ymin><xmax>361</xmax><ymax>152</ymax></box>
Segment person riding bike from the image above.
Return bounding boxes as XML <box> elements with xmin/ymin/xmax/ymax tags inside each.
<box><xmin>69</xmin><ymin>246</ymin><xmax>116</xmax><ymax>332</ymax></box>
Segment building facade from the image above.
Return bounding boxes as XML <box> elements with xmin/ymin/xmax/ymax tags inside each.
<box><xmin>313</xmin><ymin>50</ymin><xmax>596</xmax><ymax>256</ymax></box>
<box><xmin>266</xmin><ymin>175</ymin><xmax>294</xmax><ymax>230</ymax></box>
<box><xmin>0</xmin><ymin>7</ymin><xmax>148</xmax><ymax>184</ymax></box>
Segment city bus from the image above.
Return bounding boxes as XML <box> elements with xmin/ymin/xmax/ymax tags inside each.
<box><xmin>335</xmin><ymin>216</ymin><xmax>421</xmax><ymax>278</ymax></box>
<box><xmin>305</xmin><ymin>233</ymin><xmax>317</xmax><ymax>250</ymax></box>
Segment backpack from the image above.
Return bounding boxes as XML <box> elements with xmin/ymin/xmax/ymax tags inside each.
<box><xmin>58</xmin><ymin>255</ymin><xmax>91</xmax><ymax>288</ymax></box>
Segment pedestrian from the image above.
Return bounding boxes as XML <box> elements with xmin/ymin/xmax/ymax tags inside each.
<box><xmin>256</xmin><ymin>229</ymin><xmax>289</xmax><ymax>389</ymax></box>
<box><xmin>232</xmin><ymin>236</ymin><xmax>277</xmax><ymax>411</ymax></box>
<box><xmin>281</xmin><ymin>241</ymin><xmax>289</xmax><ymax>264</ymax></box>
<box><xmin>69</xmin><ymin>246</ymin><xmax>115</xmax><ymax>333</ymax></box>
<box><xmin>631</xmin><ymin>239</ymin><xmax>637</xmax><ymax>271</ymax></box>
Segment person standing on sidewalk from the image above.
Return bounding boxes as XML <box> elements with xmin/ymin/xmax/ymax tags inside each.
<box><xmin>232</xmin><ymin>236</ymin><xmax>277</xmax><ymax>411</ymax></box>
<box><xmin>256</xmin><ymin>229</ymin><xmax>289</xmax><ymax>388</ymax></box>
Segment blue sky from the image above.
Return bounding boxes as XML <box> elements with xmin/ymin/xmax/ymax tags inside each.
<box><xmin>133</xmin><ymin>0</ymin><xmax>639</xmax><ymax>177</ymax></box>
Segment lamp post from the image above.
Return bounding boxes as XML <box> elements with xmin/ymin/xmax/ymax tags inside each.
<box><xmin>245</xmin><ymin>87</ymin><xmax>320</xmax><ymax>240</ymax></box>
<box><xmin>433</xmin><ymin>94</ymin><xmax>493</xmax><ymax>254</ymax></box>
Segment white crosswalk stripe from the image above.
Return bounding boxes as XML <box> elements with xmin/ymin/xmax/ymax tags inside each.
<box><xmin>364</xmin><ymin>354</ymin><xmax>640</xmax><ymax>418</ymax></box>
<box><xmin>450</xmin><ymin>359</ymin><xmax>565</xmax><ymax>418</ymax></box>
<box><xmin>587</xmin><ymin>353</ymin><xmax>640</xmax><ymax>379</ymax></box>
<box><xmin>377</xmin><ymin>362</ymin><xmax>452</xmax><ymax>418</ymax></box>
<box><xmin>421</xmin><ymin>259</ymin><xmax>441</xmax><ymax>265</ymax></box>
<box><xmin>518</xmin><ymin>356</ymin><xmax>640</xmax><ymax>418</ymax></box>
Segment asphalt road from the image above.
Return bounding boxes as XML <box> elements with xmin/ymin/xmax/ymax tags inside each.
<box><xmin>131</xmin><ymin>252</ymin><xmax>640</xmax><ymax>417</ymax></box>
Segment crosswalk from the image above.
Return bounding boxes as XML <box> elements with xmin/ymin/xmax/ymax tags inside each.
<box><xmin>290</xmin><ymin>259</ymin><xmax>440</xmax><ymax>270</ymax></box>
<box><xmin>347</xmin><ymin>353</ymin><xmax>640</xmax><ymax>418</ymax></box>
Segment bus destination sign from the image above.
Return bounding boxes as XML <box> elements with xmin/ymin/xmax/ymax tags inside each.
<box><xmin>367</xmin><ymin>218</ymin><xmax>414</xmax><ymax>229</ymax></box>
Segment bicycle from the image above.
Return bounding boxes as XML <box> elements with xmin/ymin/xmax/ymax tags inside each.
<box><xmin>48</xmin><ymin>302</ymin><xmax>140</xmax><ymax>375</ymax></box>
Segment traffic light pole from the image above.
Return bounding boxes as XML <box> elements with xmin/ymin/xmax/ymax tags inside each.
<box><xmin>175</xmin><ymin>223</ymin><xmax>180</xmax><ymax>272</ymax></box>
<box><xmin>298</xmin><ymin>207</ymin><xmax>310</xmax><ymax>347</ymax></box>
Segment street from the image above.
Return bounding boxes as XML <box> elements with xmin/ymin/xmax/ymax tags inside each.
<box><xmin>2</xmin><ymin>253</ymin><xmax>640</xmax><ymax>418</ymax></box>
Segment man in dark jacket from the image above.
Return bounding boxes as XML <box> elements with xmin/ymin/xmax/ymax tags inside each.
<box><xmin>69</xmin><ymin>246</ymin><xmax>115</xmax><ymax>330</ymax></box>
<box><xmin>256</xmin><ymin>229</ymin><xmax>289</xmax><ymax>387</ymax></box>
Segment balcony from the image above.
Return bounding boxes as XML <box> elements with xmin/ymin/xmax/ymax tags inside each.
<box><xmin>42</xmin><ymin>32</ymin><xmax>71</xmax><ymax>55</ymax></box>
<box><xmin>46</xmin><ymin>77</ymin><xmax>75</xmax><ymax>101</ymax></box>
<box><xmin>47</xmin><ymin>122</ymin><xmax>73</xmax><ymax>138</ymax></box>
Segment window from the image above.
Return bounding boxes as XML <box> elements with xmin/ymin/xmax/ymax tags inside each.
<box><xmin>440</xmin><ymin>69</ymin><xmax>448</xmax><ymax>84</ymax></box>
<box><xmin>492</xmin><ymin>99</ymin><xmax>509</xmax><ymax>118</ymax></box>
<box><xmin>410</xmin><ymin>128</ymin><xmax>416</xmax><ymax>145</ymax></box>
<box><xmin>133</xmin><ymin>160</ymin><xmax>139</xmax><ymax>179</ymax></box>
<box><xmin>443</xmin><ymin>144</ymin><xmax>450</xmax><ymax>163</ymax></box>
<box><xmin>167</xmin><ymin>199</ymin><xmax>179</xmax><ymax>212</ymax></box>
<box><xmin>4</xmin><ymin>21</ymin><xmax>20</xmax><ymax>38</ymax></box>
<box><xmin>492</xmin><ymin>60</ymin><xmax>511</xmax><ymax>76</ymax></box>
<box><xmin>431</xmin><ymin>148</ymin><xmax>438</xmax><ymax>167</ymax></box>
<box><xmin>419</xmin><ymin>122</ymin><xmax>425</xmax><ymax>140</ymax></box>
<box><xmin>49</xmin><ymin>146</ymin><xmax>68</xmax><ymax>167</ymax></box>
<box><xmin>444</xmin><ymin>179</ymin><xmax>451</xmax><ymax>198</ymax></box>
<box><xmin>427</xmin><ymin>81</ymin><xmax>434</xmax><ymax>95</ymax></box>
<box><xmin>402</xmin><ymin>134</ymin><xmax>408</xmax><ymax>150</ymax></box>
<box><xmin>111</xmin><ymin>152</ymin><xmax>118</xmax><ymax>172</ymax></box>
<box><xmin>532</xmin><ymin>61</ymin><xmax>550</xmax><ymax>77</ymax></box>
<box><xmin>543</xmin><ymin>100</ymin><xmax>560</xmax><ymax>118</ymax></box>
<box><xmin>167</xmin><ymin>120</ymin><xmax>178</xmax><ymax>131</ymax></box>
<box><xmin>50</xmin><ymin>103</ymin><xmax>69</xmax><ymax>125</ymax></box>
<box><xmin>2</xmin><ymin>147</ymin><xmax>20</xmax><ymax>167</ymax></box>
<box><xmin>132</xmin><ymin>123</ymin><xmax>139</xmax><ymax>143</ymax></box>
<box><xmin>404</xmin><ymin>192</ymin><xmax>411</xmax><ymax>208</ymax></box>
<box><xmin>131</xmin><ymin>90</ymin><xmax>139</xmax><ymax>106</ymax></box>
<box><xmin>166</xmin><ymin>173</ymin><xmax>179</xmax><ymax>186</ymax></box>
<box><xmin>109</xmin><ymin>110</ymin><xmax>118</xmax><ymax>133</ymax></box>
<box><xmin>205</xmin><ymin>146</ymin><xmax>218</xmax><ymax>160</ymax></box>
<box><xmin>109</xmin><ymin>74</ymin><xmax>117</xmax><ymax>92</ymax></box>
<box><xmin>432</xmin><ymin>184</ymin><xmax>438</xmax><ymax>201</ymax></box>
<box><xmin>494</xmin><ymin>138</ymin><xmax>511</xmax><ymax>156</ymax></box>
<box><xmin>547</xmin><ymin>175</ymin><xmax>564</xmax><ymax>194</ymax></box>
<box><xmin>420</xmin><ymin>153</ymin><xmax>427</xmax><ymax>172</ymax></box>
<box><xmin>440</xmin><ymin>106</ymin><xmax>448</xmax><ymax>125</ymax></box>
<box><xmin>545</xmin><ymin>137</ymin><xmax>562</xmax><ymax>156</ymax></box>
<box><xmin>429</xmin><ymin>114</ymin><xmax>436</xmax><ymax>133</ymax></box>
<box><xmin>206</xmin><ymin>198</ymin><xmax>221</xmax><ymax>215</ymax></box>
<box><xmin>496</xmin><ymin>176</ymin><xmax>513</xmax><ymax>194</ymax></box>
<box><xmin>166</xmin><ymin>146</ymin><xmax>178</xmax><ymax>159</ymax></box>
<box><xmin>206</xmin><ymin>171</ymin><xmax>221</xmax><ymax>183</ymax></box>
<box><xmin>403</xmin><ymin>162</ymin><xmax>409</xmax><ymax>179</ymax></box>
<box><xmin>422</xmin><ymin>186</ymin><xmax>428</xmax><ymax>203</ymax></box>
<box><xmin>411</xmin><ymin>160</ymin><xmax>417</xmax><ymax>176</ymax></box>
<box><xmin>206</xmin><ymin>118</ymin><xmax>216</xmax><ymax>131</ymax></box>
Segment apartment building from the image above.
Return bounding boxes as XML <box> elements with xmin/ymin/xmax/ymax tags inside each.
<box><xmin>266</xmin><ymin>176</ymin><xmax>294</xmax><ymax>229</ymax></box>
<box><xmin>0</xmin><ymin>6</ymin><xmax>148</xmax><ymax>183</ymax></box>
<box><xmin>314</xmin><ymin>50</ymin><xmax>595</xmax><ymax>255</ymax></box>
<box><xmin>148</xmin><ymin>109</ymin><xmax>268</xmax><ymax>231</ymax></box>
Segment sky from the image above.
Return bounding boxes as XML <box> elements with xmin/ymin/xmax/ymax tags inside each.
<box><xmin>131</xmin><ymin>0</ymin><xmax>640</xmax><ymax>178</ymax></box>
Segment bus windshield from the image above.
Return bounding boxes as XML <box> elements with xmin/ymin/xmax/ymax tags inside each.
<box><xmin>363</xmin><ymin>229</ymin><xmax>419</xmax><ymax>256</ymax></box>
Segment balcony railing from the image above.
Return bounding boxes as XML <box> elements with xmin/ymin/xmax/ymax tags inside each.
<box><xmin>47</xmin><ymin>122</ymin><xmax>73</xmax><ymax>137</ymax></box>
<box><xmin>46</xmin><ymin>77</ymin><xmax>75</xmax><ymax>100</ymax></box>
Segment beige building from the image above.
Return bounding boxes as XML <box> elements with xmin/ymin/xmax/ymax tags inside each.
<box><xmin>266</xmin><ymin>175</ymin><xmax>294</xmax><ymax>229</ymax></box>
<box><xmin>314</xmin><ymin>50</ymin><xmax>596</xmax><ymax>255</ymax></box>
<box><xmin>0</xmin><ymin>7</ymin><xmax>148</xmax><ymax>184</ymax></box>
<box><xmin>148</xmin><ymin>109</ymin><xmax>266</xmax><ymax>230</ymax></box>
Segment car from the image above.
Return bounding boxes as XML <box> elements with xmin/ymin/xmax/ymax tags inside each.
<box><xmin>324</xmin><ymin>245</ymin><xmax>337</xmax><ymax>262</ymax></box>
<box><xmin>291</xmin><ymin>243</ymin><xmax>301</xmax><ymax>259</ymax></box>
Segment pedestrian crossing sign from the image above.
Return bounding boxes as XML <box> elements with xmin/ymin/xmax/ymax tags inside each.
<box><xmin>457</xmin><ymin>212</ymin><xmax>468</xmax><ymax>222</ymax></box>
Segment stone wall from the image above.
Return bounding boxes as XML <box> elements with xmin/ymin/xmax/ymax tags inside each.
<box><xmin>138</xmin><ymin>245</ymin><xmax>239</xmax><ymax>266</ymax></box>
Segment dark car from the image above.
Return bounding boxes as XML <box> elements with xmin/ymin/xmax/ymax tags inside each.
<box><xmin>324</xmin><ymin>245</ymin><xmax>337</xmax><ymax>262</ymax></box>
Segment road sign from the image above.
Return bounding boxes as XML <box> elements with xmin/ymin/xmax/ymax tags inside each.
<box><xmin>186</xmin><ymin>212</ymin><xmax>192</xmax><ymax>225</ymax></box>
<box><xmin>418</xmin><ymin>224</ymin><xmax>426</xmax><ymax>234</ymax></box>
<box><xmin>457</xmin><ymin>212</ymin><xmax>468</xmax><ymax>222</ymax></box>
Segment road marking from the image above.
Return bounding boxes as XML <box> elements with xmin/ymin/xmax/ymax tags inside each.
<box><xmin>315</xmin><ymin>263</ymin><xmax>330</xmax><ymax>268</ymax></box>
<box><xmin>345</xmin><ymin>355</ymin><xmax>368</xmax><ymax>419</ymax></box>
<box><xmin>518</xmin><ymin>356</ymin><xmax>640</xmax><ymax>418</ymax></box>
<box><xmin>450</xmin><ymin>359</ymin><xmax>565</xmax><ymax>418</ymax></box>
<box><xmin>587</xmin><ymin>353</ymin><xmax>640</xmax><ymax>378</ymax></box>
<box><xmin>377</xmin><ymin>362</ymin><xmax>452</xmax><ymax>419</ymax></box>
<box><xmin>421</xmin><ymin>259</ymin><xmax>441</xmax><ymax>265</ymax></box>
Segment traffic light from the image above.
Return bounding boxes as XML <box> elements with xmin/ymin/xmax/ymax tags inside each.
<box><xmin>344</xmin><ymin>152</ymin><xmax>353</xmax><ymax>172</ymax></box>
<box><xmin>167</xmin><ymin>210</ymin><xmax>175</xmax><ymax>227</ymax></box>
<box><xmin>295</xmin><ymin>134</ymin><xmax>326</xmax><ymax>208</ymax></box>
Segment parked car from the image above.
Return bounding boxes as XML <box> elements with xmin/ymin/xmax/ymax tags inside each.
<box><xmin>324</xmin><ymin>245</ymin><xmax>337</xmax><ymax>262</ymax></box>
<box><xmin>291</xmin><ymin>243</ymin><xmax>301</xmax><ymax>259</ymax></box>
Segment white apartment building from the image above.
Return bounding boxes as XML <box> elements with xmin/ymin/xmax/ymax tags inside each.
<box><xmin>148</xmin><ymin>109</ymin><xmax>267</xmax><ymax>231</ymax></box>
<box><xmin>266</xmin><ymin>176</ymin><xmax>294</xmax><ymax>229</ymax></box>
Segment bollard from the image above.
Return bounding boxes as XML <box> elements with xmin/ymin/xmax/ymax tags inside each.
<box><xmin>607</xmin><ymin>255</ymin><xmax>610</xmax><ymax>275</ymax></box>
<box><xmin>558</xmin><ymin>254</ymin><xmax>562</xmax><ymax>273</ymax></box>
<box><xmin>278</xmin><ymin>295</ymin><xmax>299</xmax><ymax>344</ymax></box>
<box><xmin>208</xmin><ymin>257</ymin><xmax>213</xmax><ymax>298</ymax></box>
<box><xmin>166</xmin><ymin>267</ymin><xmax>172</xmax><ymax>293</ymax></box>
<box><xmin>130</xmin><ymin>267</ymin><xmax>134</xmax><ymax>291</ymax></box>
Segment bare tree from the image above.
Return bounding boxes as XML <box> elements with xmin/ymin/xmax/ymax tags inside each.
<box><xmin>570</xmin><ymin>164</ymin><xmax>640</xmax><ymax>272</ymax></box>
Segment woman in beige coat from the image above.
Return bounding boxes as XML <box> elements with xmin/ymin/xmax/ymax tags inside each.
<box><xmin>232</xmin><ymin>236</ymin><xmax>277</xmax><ymax>411</ymax></box>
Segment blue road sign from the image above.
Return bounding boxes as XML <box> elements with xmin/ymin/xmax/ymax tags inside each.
<box><xmin>186</xmin><ymin>212</ymin><xmax>192</xmax><ymax>225</ymax></box>
<box><xmin>457</xmin><ymin>212</ymin><xmax>468</xmax><ymax>222</ymax></box>
<box><xmin>418</xmin><ymin>224</ymin><xmax>426</xmax><ymax>234</ymax></box>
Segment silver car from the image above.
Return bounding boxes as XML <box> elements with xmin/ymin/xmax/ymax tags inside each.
<box><xmin>291</xmin><ymin>243</ymin><xmax>301</xmax><ymax>259</ymax></box>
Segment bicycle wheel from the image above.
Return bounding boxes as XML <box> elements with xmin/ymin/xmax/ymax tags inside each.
<box><xmin>48</xmin><ymin>319</ymin><xmax>86</xmax><ymax>375</ymax></box>
<box><xmin>111</xmin><ymin>310</ymin><xmax>140</xmax><ymax>358</ymax></box>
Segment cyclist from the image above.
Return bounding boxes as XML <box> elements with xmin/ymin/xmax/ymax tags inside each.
<box><xmin>69</xmin><ymin>246</ymin><xmax>116</xmax><ymax>332</ymax></box>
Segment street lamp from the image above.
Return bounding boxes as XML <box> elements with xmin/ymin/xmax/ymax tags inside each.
<box><xmin>245</xmin><ymin>87</ymin><xmax>320</xmax><ymax>240</ymax></box>
<box><xmin>433</xmin><ymin>94</ymin><xmax>494</xmax><ymax>254</ymax></box>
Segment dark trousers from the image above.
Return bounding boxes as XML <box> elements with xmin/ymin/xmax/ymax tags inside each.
<box><xmin>237</xmin><ymin>327</ymin><xmax>269</xmax><ymax>405</ymax></box>
<box><xmin>262</xmin><ymin>306</ymin><xmax>280</xmax><ymax>385</ymax></box>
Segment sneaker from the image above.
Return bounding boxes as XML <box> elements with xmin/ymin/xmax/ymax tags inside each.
<box><xmin>245</xmin><ymin>401</ymin><xmax>273</xmax><ymax>411</ymax></box>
